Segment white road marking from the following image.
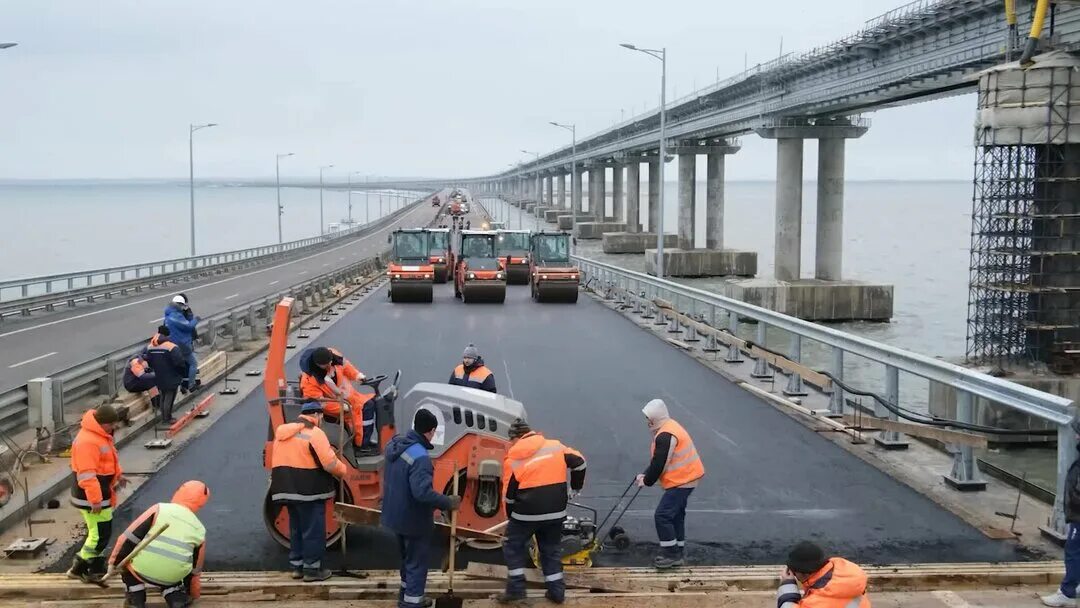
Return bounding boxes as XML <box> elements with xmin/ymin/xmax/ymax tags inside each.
<box><xmin>502</xmin><ymin>360</ymin><xmax>515</xmax><ymax>399</ymax></box>
<box><xmin>0</xmin><ymin>203</ymin><xmax>429</xmax><ymax>341</ymax></box>
<box><xmin>298</xmin><ymin>271</ymin><xmax>308</xmax><ymax>275</ymax></box>
<box><xmin>322</xmin><ymin>263</ymin><xmax>329</xmax><ymax>267</ymax></box>
<box><xmin>268</xmin><ymin>280</ymin><xmax>279</xmax><ymax>286</ymax></box>
<box><xmin>9</xmin><ymin>351</ymin><xmax>58</xmax><ymax>368</ymax></box>
<box><xmin>224</xmin><ymin>293</ymin><xmax>239</xmax><ymax>300</ymax></box>
<box><xmin>931</xmin><ymin>590</ymin><xmax>972</xmax><ymax>607</ymax></box>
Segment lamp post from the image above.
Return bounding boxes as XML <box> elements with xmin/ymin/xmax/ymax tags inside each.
<box><xmin>188</xmin><ymin>123</ymin><xmax>218</xmax><ymax>256</ymax></box>
<box><xmin>549</xmin><ymin>121</ymin><xmax>577</xmax><ymax>253</ymax></box>
<box><xmin>275</xmin><ymin>152</ymin><xmax>294</xmax><ymax>244</ymax></box>
<box><xmin>620</xmin><ymin>43</ymin><xmax>667</xmax><ymax>277</ymax></box>
<box><xmin>346</xmin><ymin>171</ymin><xmax>362</xmax><ymax>225</ymax></box>
<box><xmin>318</xmin><ymin>164</ymin><xmax>334</xmax><ymax>236</ymax></box>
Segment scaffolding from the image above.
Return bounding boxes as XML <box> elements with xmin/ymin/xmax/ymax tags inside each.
<box><xmin>966</xmin><ymin>53</ymin><xmax>1080</xmax><ymax>372</ymax></box>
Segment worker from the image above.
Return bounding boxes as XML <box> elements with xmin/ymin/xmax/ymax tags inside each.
<box><xmin>1042</xmin><ymin>417</ymin><xmax>1080</xmax><ymax>607</ymax></box>
<box><xmin>635</xmin><ymin>398</ymin><xmax>705</xmax><ymax>570</ymax></box>
<box><xmin>299</xmin><ymin>346</ymin><xmax>377</xmax><ymax>454</ymax></box>
<box><xmin>110</xmin><ymin>480</ymin><xmax>209</xmax><ymax>608</ymax></box>
<box><xmin>123</xmin><ymin>354</ymin><xmax>160</xmax><ymax>411</ymax></box>
<box><xmin>143</xmin><ymin>326</ymin><xmax>187</xmax><ymax>424</ymax></box>
<box><xmin>163</xmin><ymin>294</ymin><xmax>200</xmax><ymax>393</ymax></box>
<box><xmin>777</xmin><ymin>541</ymin><xmax>870</xmax><ymax>607</ymax></box>
<box><xmin>497</xmin><ymin>419</ymin><xmax>586</xmax><ymax>604</ymax></box>
<box><xmin>382</xmin><ymin>409</ymin><xmax>462</xmax><ymax>608</ymax></box>
<box><xmin>448</xmin><ymin>344</ymin><xmax>496</xmax><ymax>393</ymax></box>
<box><xmin>269</xmin><ymin>400</ymin><xmax>347</xmax><ymax>582</ymax></box>
<box><xmin>67</xmin><ymin>404</ymin><xmax>129</xmax><ymax>584</ymax></box>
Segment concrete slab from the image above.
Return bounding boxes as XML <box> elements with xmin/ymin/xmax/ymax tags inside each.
<box><xmin>575</xmin><ymin>222</ymin><xmax>632</xmax><ymax>240</ymax></box>
<box><xmin>718</xmin><ymin>277</ymin><xmax>894</xmax><ymax>321</ymax></box>
<box><xmin>543</xmin><ymin>209</ymin><xmax>561</xmax><ymax>222</ymax></box>
<box><xmin>644</xmin><ymin>248</ymin><xmax>757</xmax><ymax>277</ymax></box>
<box><xmin>557</xmin><ymin>214</ymin><xmax>595</xmax><ymax>230</ymax></box>
<box><xmin>532</xmin><ymin>206</ymin><xmax>552</xmax><ymax>218</ymax></box>
<box><xmin>601</xmin><ymin>232</ymin><xmax>677</xmax><ymax>254</ymax></box>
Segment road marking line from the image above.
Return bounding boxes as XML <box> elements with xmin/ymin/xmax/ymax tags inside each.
<box><xmin>322</xmin><ymin>263</ymin><xmax>329</xmax><ymax>267</ymax></box>
<box><xmin>9</xmin><ymin>352</ymin><xmax>58</xmax><ymax>368</ymax></box>
<box><xmin>268</xmin><ymin>280</ymin><xmax>279</xmax><ymax>285</ymax></box>
<box><xmin>931</xmin><ymin>590</ymin><xmax>972</xmax><ymax>607</ymax></box>
<box><xmin>298</xmin><ymin>271</ymin><xmax>308</xmax><ymax>275</ymax></box>
<box><xmin>0</xmin><ymin>203</ymin><xmax>429</xmax><ymax>341</ymax></box>
<box><xmin>502</xmin><ymin>360</ymin><xmax>515</xmax><ymax>399</ymax></box>
<box><xmin>148</xmin><ymin>318</ymin><xmax>163</xmax><ymax>324</ymax></box>
<box><xmin>224</xmin><ymin>293</ymin><xmax>239</xmax><ymax>300</ymax></box>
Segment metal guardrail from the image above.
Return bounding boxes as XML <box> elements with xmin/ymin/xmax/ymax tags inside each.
<box><xmin>0</xmin><ymin>189</ymin><xmax>427</xmax><ymax>304</ymax></box>
<box><xmin>573</xmin><ymin>255</ymin><xmax>1077</xmax><ymax>533</ymax></box>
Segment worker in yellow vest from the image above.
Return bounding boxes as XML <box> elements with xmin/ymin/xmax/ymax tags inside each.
<box><xmin>635</xmin><ymin>399</ymin><xmax>705</xmax><ymax>570</ymax></box>
<box><xmin>110</xmin><ymin>481</ymin><xmax>209</xmax><ymax>608</ymax></box>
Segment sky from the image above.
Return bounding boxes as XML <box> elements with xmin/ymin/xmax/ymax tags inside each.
<box><xmin>0</xmin><ymin>0</ymin><xmax>978</xmax><ymax>182</ymax></box>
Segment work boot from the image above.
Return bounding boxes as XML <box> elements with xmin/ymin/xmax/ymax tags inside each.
<box><xmin>85</xmin><ymin>556</ymin><xmax>108</xmax><ymax>583</ymax></box>
<box><xmin>291</xmin><ymin>566</ymin><xmax>304</xmax><ymax>580</ymax></box>
<box><xmin>65</xmin><ymin>556</ymin><xmax>90</xmax><ymax>581</ymax></box>
<box><xmin>123</xmin><ymin>590</ymin><xmax>148</xmax><ymax>608</ymax></box>
<box><xmin>492</xmin><ymin>592</ymin><xmax>527</xmax><ymax>604</ymax></box>
<box><xmin>1040</xmin><ymin>590</ymin><xmax>1077</xmax><ymax>607</ymax></box>
<box><xmin>163</xmin><ymin>589</ymin><xmax>192</xmax><ymax>608</ymax></box>
<box><xmin>303</xmin><ymin>568</ymin><xmax>333</xmax><ymax>582</ymax></box>
<box><xmin>544</xmin><ymin>589</ymin><xmax>565</xmax><ymax>604</ymax></box>
<box><xmin>653</xmin><ymin>551</ymin><xmax>683</xmax><ymax>570</ymax></box>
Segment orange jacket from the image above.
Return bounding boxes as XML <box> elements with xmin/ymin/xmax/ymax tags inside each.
<box><xmin>648</xmin><ymin>418</ymin><xmax>705</xmax><ymax>489</ymax></box>
<box><xmin>269</xmin><ymin>415</ymin><xmax>347</xmax><ymax>503</ymax></box>
<box><xmin>502</xmin><ymin>432</ymin><xmax>586</xmax><ymax>521</ymax></box>
<box><xmin>777</xmin><ymin>558</ymin><xmax>871</xmax><ymax>608</ymax></box>
<box><xmin>299</xmin><ymin>349</ymin><xmax>364</xmax><ymax>413</ymax></box>
<box><xmin>70</xmin><ymin>410</ymin><xmax>122</xmax><ymax>509</ymax></box>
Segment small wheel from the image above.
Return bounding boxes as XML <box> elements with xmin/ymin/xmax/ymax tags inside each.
<box><xmin>610</xmin><ymin>532</ymin><xmax>630</xmax><ymax>552</ymax></box>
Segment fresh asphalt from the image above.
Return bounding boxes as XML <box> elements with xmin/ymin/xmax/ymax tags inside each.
<box><xmin>70</xmin><ymin>264</ymin><xmax>1025</xmax><ymax>572</ymax></box>
<box><xmin>0</xmin><ymin>200</ymin><xmax>439</xmax><ymax>394</ymax></box>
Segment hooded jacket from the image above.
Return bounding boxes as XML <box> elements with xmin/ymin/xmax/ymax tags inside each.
<box><xmin>777</xmin><ymin>557</ymin><xmax>871</xmax><ymax>608</ymax></box>
<box><xmin>70</xmin><ymin>409</ymin><xmax>122</xmax><ymax>510</ymax></box>
<box><xmin>110</xmin><ymin>483</ymin><xmax>209</xmax><ymax>591</ymax></box>
<box><xmin>641</xmin><ymin>399</ymin><xmax>704</xmax><ymax>488</ymax></box>
<box><xmin>381</xmin><ymin>430</ymin><xmax>452</xmax><ymax>537</ymax></box>
<box><xmin>269</xmin><ymin>415</ymin><xmax>346</xmax><ymax>503</ymax></box>
<box><xmin>163</xmin><ymin>302</ymin><xmax>198</xmax><ymax>347</ymax></box>
<box><xmin>449</xmin><ymin>357</ymin><xmax>496</xmax><ymax>393</ymax></box>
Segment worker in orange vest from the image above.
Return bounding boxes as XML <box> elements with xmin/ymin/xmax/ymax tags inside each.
<box><xmin>448</xmin><ymin>344</ymin><xmax>496</xmax><ymax>393</ymax></box>
<box><xmin>269</xmin><ymin>400</ymin><xmax>347</xmax><ymax>582</ymax></box>
<box><xmin>67</xmin><ymin>404</ymin><xmax>129</xmax><ymax>583</ymax></box>
<box><xmin>777</xmin><ymin>541</ymin><xmax>871</xmax><ymax>607</ymax></box>
<box><xmin>299</xmin><ymin>346</ymin><xmax>376</xmax><ymax>454</ymax></box>
<box><xmin>635</xmin><ymin>399</ymin><xmax>704</xmax><ymax>570</ymax></box>
<box><xmin>496</xmin><ymin>420</ymin><xmax>586</xmax><ymax>604</ymax></box>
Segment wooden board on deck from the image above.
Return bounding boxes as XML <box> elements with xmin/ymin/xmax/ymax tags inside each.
<box><xmin>464</xmin><ymin>563</ymin><xmax>632</xmax><ymax>593</ymax></box>
<box><xmin>841</xmin><ymin>414</ymin><xmax>989</xmax><ymax>448</ymax></box>
<box><xmin>333</xmin><ymin>503</ymin><xmax>504</xmax><ymax>542</ymax></box>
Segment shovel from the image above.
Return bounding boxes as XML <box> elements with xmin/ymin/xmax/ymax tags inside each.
<box><xmin>91</xmin><ymin>523</ymin><xmax>170</xmax><ymax>588</ymax></box>
<box><xmin>435</xmin><ymin>463</ymin><xmax>463</xmax><ymax>608</ymax></box>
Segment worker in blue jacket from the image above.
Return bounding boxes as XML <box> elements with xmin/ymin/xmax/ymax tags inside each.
<box><xmin>163</xmin><ymin>294</ymin><xmax>200</xmax><ymax>393</ymax></box>
<box><xmin>382</xmin><ymin>409</ymin><xmax>461</xmax><ymax>608</ymax></box>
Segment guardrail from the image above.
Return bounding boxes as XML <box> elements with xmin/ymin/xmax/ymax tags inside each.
<box><xmin>573</xmin><ymin>255</ymin><xmax>1077</xmax><ymax>535</ymax></box>
<box><xmin>0</xmin><ymin>189</ymin><xmax>429</xmax><ymax>305</ymax></box>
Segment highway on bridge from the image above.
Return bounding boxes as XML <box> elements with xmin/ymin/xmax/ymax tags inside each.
<box><xmin>0</xmin><ymin>196</ymin><xmax>441</xmax><ymax>394</ymax></box>
<box><xmin>87</xmin><ymin>233</ymin><xmax>1021</xmax><ymax>571</ymax></box>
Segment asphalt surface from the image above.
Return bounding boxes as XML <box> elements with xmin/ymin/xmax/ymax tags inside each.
<box><xmin>76</xmin><ymin>234</ymin><xmax>1025</xmax><ymax>571</ymax></box>
<box><xmin>0</xmin><ymin>197</ymin><xmax>442</xmax><ymax>394</ymax></box>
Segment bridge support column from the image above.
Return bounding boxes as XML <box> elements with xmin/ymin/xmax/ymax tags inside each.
<box><xmin>612</xmin><ymin>163</ymin><xmax>623</xmax><ymax>223</ymax></box>
<box><xmin>774</xmin><ymin>136</ymin><xmax>804</xmax><ymax>282</ymax></box>
<box><xmin>556</xmin><ymin>172</ymin><xmax>566</xmax><ymax>209</ymax></box>
<box><xmin>535</xmin><ymin>172</ymin><xmax>542</xmax><ymax>205</ymax></box>
<box><xmin>816</xmin><ymin>137</ymin><xmax>845</xmax><ymax>280</ymax></box>
<box><xmin>544</xmin><ymin>174</ymin><xmax>553</xmax><ymax>207</ymax></box>
<box><xmin>705</xmin><ymin>151</ymin><xmax>725</xmax><ymax>250</ymax></box>
<box><xmin>588</xmin><ymin>165</ymin><xmax>605</xmax><ymax>219</ymax></box>
<box><xmin>647</xmin><ymin>159</ymin><xmax>660</xmax><ymax>232</ymax></box>
<box><xmin>625</xmin><ymin>161</ymin><xmax>640</xmax><ymax>233</ymax></box>
<box><xmin>572</xmin><ymin>168</ymin><xmax>583</xmax><ymax>215</ymax></box>
<box><xmin>677</xmin><ymin>152</ymin><xmax>696</xmax><ymax>250</ymax></box>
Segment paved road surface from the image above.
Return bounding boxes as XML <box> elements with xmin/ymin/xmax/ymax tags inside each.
<box><xmin>0</xmin><ymin>197</ymin><xmax>441</xmax><ymax>394</ymax></box>
<box><xmin>87</xmin><ymin>242</ymin><xmax>1022</xmax><ymax>571</ymax></box>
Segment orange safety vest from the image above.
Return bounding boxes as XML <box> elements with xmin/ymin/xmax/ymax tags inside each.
<box><xmin>452</xmin><ymin>364</ymin><xmax>491</xmax><ymax>385</ymax></box>
<box><xmin>790</xmin><ymin>557</ymin><xmax>871</xmax><ymax>608</ymax></box>
<box><xmin>269</xmin><ymin>415</ymin><xmax>346</xmax><ymax>503</ymax></box>
<box><xmin>652</xmin><ymin>419</ymin><xmax>704</xmax><ymax>489</ymax></box>
<box><xmin>503</xmin><ymin>432</ymin><xmax>585</xmax><ymax>521</ymax></box>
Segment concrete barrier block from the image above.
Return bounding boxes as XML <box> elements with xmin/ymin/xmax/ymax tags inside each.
<box><xmin>557</xmin><ymin>215</ymin><xmax>595</xmax><ymax>230</ymax></box>
<box><xmin>645</xmin><ymin>248</ymin><xmax>758</xmax><ymax>277</ymax></box>
<box><xmin>575</xmin><ymin>222</ymin><xmax>629</xmax><ymax>240</ymax></box>
<box><xmin>602</xmin><ymin>232</ymin><xmax>677</xmax><ymax>254</ymax></box>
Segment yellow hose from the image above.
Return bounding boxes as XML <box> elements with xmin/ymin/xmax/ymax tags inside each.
<box><xmin>1020</xmin><ymin>0</ymin><xmax>1051</xmax><ymax>65</ymax></box>
<box><xmin>1005</xmin><ymin>0</ymin><xmax>1017</xmax><ymax>26</ymax></box>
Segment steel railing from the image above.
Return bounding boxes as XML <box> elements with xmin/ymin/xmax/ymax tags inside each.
<box><xmin>573</xmin><ymin>255</ymin><xmax>1076</xmax><ymax>534</ymax></box>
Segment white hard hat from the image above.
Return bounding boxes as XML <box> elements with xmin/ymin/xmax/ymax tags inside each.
<box><xmin>172</xmin><ymin>295</ymin><xmax>187</xmax><ymax>304</ymax></box>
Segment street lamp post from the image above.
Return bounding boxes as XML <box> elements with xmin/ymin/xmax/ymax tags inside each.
<box><xmin>319</xmin><ymin>164</ymin><xmax>334</xmax><ymax>236</ymax></box>
<box><xmin>275</xmin><ymin>152</ymin><xmax>294</xmax><ymax>244</ymax></box>
<box><xmin>188</xmin><ymin>123</ymin><xmax>218</xmax><ymax>256</ymax></box>
<box><xmin>549</xmin><ymin>121</ymin><xmax>577</xmax><ymax>253</ymax></box>
<box><xmin>621</xmin><ymin>43</ymin><xmax>667</xmax><ymax>277</ymax></box>
<box><xmin>364</xmin><ymin>176</ymin><xmax>371</xmax><ymax>224</ymax></box>
<box><xmin>346</xmin><ymin>171</ymin><xmax>362</xmax><ymax>225</ymax></box>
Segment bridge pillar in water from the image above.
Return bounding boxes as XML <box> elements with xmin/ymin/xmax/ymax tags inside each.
<box><xmin>587</xmin><ymin>164</ymin><xmax>605</xmax><ymax>219</ymax></box>
<box><xmin>544</xmin><ymin>174</ymin><xmax>553</xmax><ymax>207</ymax></box>
<box><xmin>625</xmin><ymin>161</ymin><xmax>640</xmax><ymax>233</ymax></box>
<box><xmin>612</xmin><ymin>161</ymin><xmax>624</xmax><ymax>223</ymax></box>
<box><xmin>647</xmin><ymin>159</ymin><xmax>660</xmax><ymax>232</ymax></box>
<box><xmin>677</xmin><ymin>152</ymin><xmax>696</xmax><ymax>249</ymax></box>
<box><xmin>572</xmin><ymin>168</ymin><xmax>584</xmax><ymax>215</ymax></box>
<box><xmin>556</xmin><ymin>172</ymin><xmax>566</xmax><ymax>209</ymax></box>
<box><xmin>535</xmin><ymin>172</ymin><xmax>542</xmax><ymax>205</ymax></box>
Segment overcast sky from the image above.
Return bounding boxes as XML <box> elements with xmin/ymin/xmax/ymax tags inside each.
<box><xmin>1</xmin><ymin>1</ymin><xmax>978</xmax><ymax>181</ymax></box>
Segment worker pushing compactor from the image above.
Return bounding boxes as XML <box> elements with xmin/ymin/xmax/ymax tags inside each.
<box><xmin>300</xmin><ymin>346</ymin><xmax>379</xmax><ymax>455</ymax></box>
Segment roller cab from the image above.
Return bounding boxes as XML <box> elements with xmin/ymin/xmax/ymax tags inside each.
<box><xmin>496</xmin><ymin>229</ymin><xmax>532</xmax><ymax>285</ymax></box>
<box><xmin>529</xmin><ymin>231</ymin><xmax>579</xmax><ymax>303</ymax></box>
<box><xmin>427</xmin><ymin>228</ymin><xmax>453</xmax><ymax>283</ymax></box>
<box><xmin>387</xmin><ymin>229</ymin><xmax>434</xmax><ymax>303</ymax></box>
<box><xmin>454</xmin><ymin>230</ymin><xmax>506</xmax><ymax>303</ymax></box>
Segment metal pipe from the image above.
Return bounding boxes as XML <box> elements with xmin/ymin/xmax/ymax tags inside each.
<box><xmin>188</xmin><ymin>123</ymin><xmax>217</xmax><ymax>256</ymax></box>
<box><xmin>319</xmin><ymin>164</ymin><xmax>334</xmax><ymax>236</ymax></box>
<box><xmin>275</xmin><ymin>152</ymin><xmax>294</xmax><ymax>244</ymax></box>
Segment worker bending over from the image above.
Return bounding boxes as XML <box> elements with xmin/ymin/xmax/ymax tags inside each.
<box><xmin>382</xmin><ymin>409</ymin><xmax>461</xmax><ymax>608</ymax></box>
<box><xmin>299</xmin><ymin>346</ymin><xmax>377</xmax><ymax>455</ymax></box>
<box><xmin>777</xmin><ymin>541</ymin><xmax>870</xmax><ymax>607</ymax></box>
<box><xmin>269</xmin><ymin>401</ymin><xmax>347</xmax><ymax>582</ymax></box>
<box><xmin>636</xmin><ymin>398</ymin><xmax>705</xmax><ymax>569</ymax></box>
<box><xmin>67</xmin><ymin>405</ymin><xmax>129</xmax><ymax>583</ymax></box>
<box><xmin>449</xmin><ymin>344</ymin><xmax>496</xmax><ymax>393</ymax></box>
<box><xmin>111</xmin><ymin>481</ymin><xmax>209</xmax><ymax>608</ymax></box>
<box><xmin>498</xmin><ymin>420</ymin><xmax>586</xmax><ymax>604</ymax></box>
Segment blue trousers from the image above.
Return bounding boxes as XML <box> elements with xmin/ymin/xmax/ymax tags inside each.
<box><xmin>655</xmin><ymin>487</ymin><xmax>693</xmax><ymax>555</ymax></box>
<box><xmin>502</xmin><ymin>518</ymin><xmax>564</xmax><ymax>600</ymax></box>
<box><xmin>396</xmin><ymin>534</ymin><xmax>430</xmax><ymax>608</ymax></box>
<box><xmin>179</xmin><ymin>343</ymin><xmax>198</xmax><ymax>388</ymax></box>
<box><xmin>286</xmin><ymin>501</ymin><xmax>326</xmax><ymax>570</ymax></box>
<box><xmin>362</xmin><ymin>401</ymin><xmax>376</xmax><ymax>447</ymax></box>
<box><xmin>1061</xmin><ymin>523</ymin><xmax>1080</xmax><ymax>598</ymax></box>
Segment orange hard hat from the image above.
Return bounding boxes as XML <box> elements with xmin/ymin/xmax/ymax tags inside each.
<box><xmin>172</xmin><ymin>480</ymin><xmax>210</xmax><ymax>513</ymax></box>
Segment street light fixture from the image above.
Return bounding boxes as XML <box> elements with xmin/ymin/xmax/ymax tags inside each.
<box><xmin>318</xmin><ymin>164</ymin><xmax>334</xmax><ymax>236</ymax></box>
<box><xmin>346</xmin><ymin>170</ymin><xmax>363</xmax><ymax>225</ymax></box>
<box><xmin>0</xmin><ymin>43</ymin><xmax>17</xmax><ymax>50</ymax></box>
<box><xmin>621</xmin><ymin>42</ymin><xmax>667</xmax><ymax>277</ymax></box>
<box><xmin>188</xmin><ymin>123</ymin><xmax>218</xmax><ymax>256</ymax></box>
<box><xmin>549</xmin><ymin>121</ymin><xmax>577</xmax><ymax>253</ymax></box>
<box><xmin>276</xmin><ymin>152</ymin><xmax>295</xmax><ymax>244</ymax></box>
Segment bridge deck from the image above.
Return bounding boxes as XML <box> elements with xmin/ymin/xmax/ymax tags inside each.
<box><xmin>74</xmin><ymin>265</ymin><xmax>1021</xmax><ymax>571</ymax></box>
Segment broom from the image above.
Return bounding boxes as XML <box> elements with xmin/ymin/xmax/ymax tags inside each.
<box><xmin>435</xmin><ymin>463</ymin><xmax>462</xmax><ymax>608</ymax></box>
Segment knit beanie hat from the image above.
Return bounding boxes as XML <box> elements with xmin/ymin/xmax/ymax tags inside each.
<box><xmin>93</xmin><ymin>404</ymin><xmax>120</xmax><ymax>425</ymax></box>
<box><xmin>786</xmin><ymin>541</ymin><xmax>827</xmax><ymax>575</ymax></box>
<box><xmin>414</xmin><ymin>408</ymin><xmax>438</xmax><ymax>434</ymax></box>
<box><xmin>462</xmin><ymin>344</ymin><xmax>480</xmax><ymax>359</ymax></box>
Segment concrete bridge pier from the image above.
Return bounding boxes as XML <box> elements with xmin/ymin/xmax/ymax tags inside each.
<box><xmin>603</xmin><ymin>154</ymin><xmax>676</xmax><ymax>253</ymax></box>
<box><xmin>578</xmin><ymin>158</ymin><xmax>635</xmax><ymax>240</ymax></box>
<box><xmin>543</xmin><ymin>174</ymin><xmax>553</xmax><ymax>208</ymax></box>
<box><xmin>534</xmin><ymin>172</ymin><xmax>542</xmax><ymax>206</ymax></box>
<box><xmin>625</xmin><ymin>161</ymin><xmax>640</xmax><ymax>233</ymax></box>
<box><xmin>611</xmin><ymin>162</ymin><xmax>623</xmax><ymax>223</ymax></box>
<box><xmin>646</xmin><ymin>141</ymin><xmax>756</xmax><ymax>277</ymax></box>
<box><xmin>556</xmin><ymin>172</ymin><xmax>566</xmax><ymax>209</ymax></box>
<box><xmin>572</xmin><ymin>168</ymin><xmax>583</xmax><ymax>215</ymax></box>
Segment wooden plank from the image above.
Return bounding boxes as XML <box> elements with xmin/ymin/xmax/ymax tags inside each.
<box><xmin>464</xmin><ymin>563</ymin><xmax>631</xmax><ymax>593</ymax></box>
<box><xmin>333</xmin><ymin>503</ymin><xmax>503</xmax><ymax>542</ymax></box>
<box><xmin>841</xmin><ymin>415</ymin><xmax>989</xmax><ymax>448</ymax></box>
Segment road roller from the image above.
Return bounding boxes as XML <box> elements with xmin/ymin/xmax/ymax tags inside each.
<box><xmin>496</xmin><ymin>229</ymin><xmax>531</xmax><ymax>285</ymax></box>
<box><xmin>529</xmin><ymin>231</ymin><xmax>579</xmax><ymax>303</ymax></box>
<box><xmin>454</xmin><ymin>230</ymin><xmax>506</xmax><ymax>303</ymax></box>
<box><xmin>386</xmin><ymin>228</ymin><xmax>434</xmax><ymax>302</ymax></box>
<box><xmin>427</xmin><ymin>227</ymin><xmax>453</xmax><ymax>283</ymax></box>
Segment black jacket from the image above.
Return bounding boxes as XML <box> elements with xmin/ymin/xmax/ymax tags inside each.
<box><xmin>1067</xmin><ymin>455</ymin><xmax>1080</xmax><ymax>523</ymax></box>
<box><xmin>142</xmin><ymin>335</ymin><xmax>187</xmax><ymax>391</ymax></box>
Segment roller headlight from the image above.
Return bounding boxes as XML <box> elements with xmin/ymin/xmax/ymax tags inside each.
<box><xmin>496</xmin><ymin>272</ymin><xmax>504</xmax><ymax>280</ymax></box>
<box><xmin>468</xmin><ymin>272</ymin><xmax>476</xmax><ymax>280</ymax></box>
